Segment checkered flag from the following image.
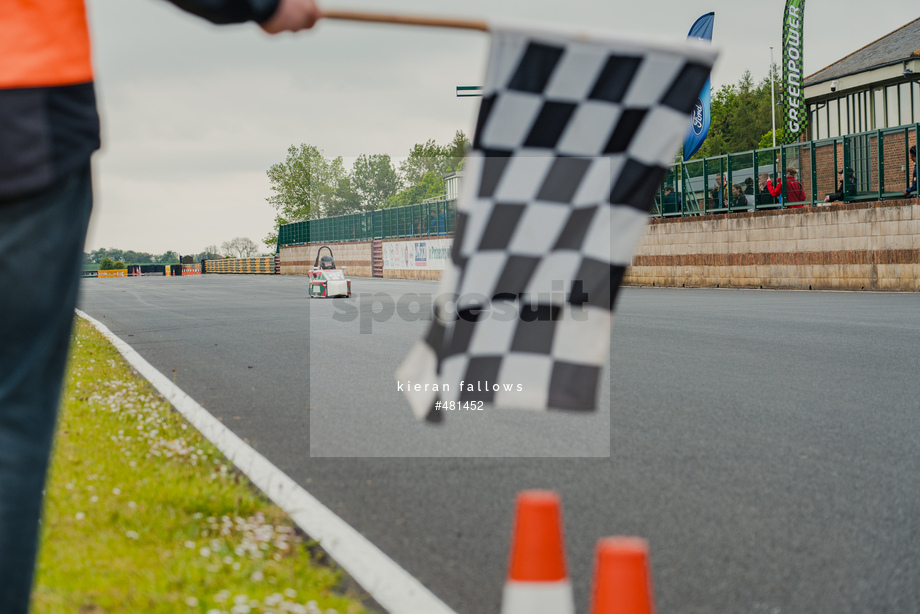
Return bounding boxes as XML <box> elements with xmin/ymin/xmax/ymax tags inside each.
<box><xmin>397</xmin><ymin>23</ymin><xmax>716</xmax><ymax>421</ymax></box>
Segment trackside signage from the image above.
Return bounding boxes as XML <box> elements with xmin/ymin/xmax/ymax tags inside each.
<box><xmin>383</xmin><ymin>238</ymin><xmax>452</xmax><ymax>270</ymax></box>
<box><xmin>782</xmin><ymin>0</ymin><xmax>806</xmax><ymax>143</ymax></box>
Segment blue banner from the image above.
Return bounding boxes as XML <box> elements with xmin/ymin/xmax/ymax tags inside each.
<box><xmin>682</xmin><ymin>12</ymin><xmax>715</xmax><ymax>160</ymax></box>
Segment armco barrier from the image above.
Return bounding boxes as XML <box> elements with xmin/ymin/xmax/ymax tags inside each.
<box><xmin>204</xmin><ymin>256</ymin><xmax>275</xmax><ymax>274</ymax></box>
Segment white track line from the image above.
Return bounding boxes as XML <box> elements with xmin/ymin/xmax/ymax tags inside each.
<box><xmin>76</xmin><ymin>309</ymin><xmax>456</xmax><ymax>614</ymax></box>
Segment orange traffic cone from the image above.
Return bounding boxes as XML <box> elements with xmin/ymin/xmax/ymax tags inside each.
<box><xmin>589</xmin><ymin>537</ymin><xmax>655</xmax><ymax>614</ymax></box>
<box><xmin>500</xmin><ymin>490</ymin><xmax>574</xmax><ymax>614</ymax></box>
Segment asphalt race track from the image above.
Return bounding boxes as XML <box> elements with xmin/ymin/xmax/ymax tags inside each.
<box><xmin>79</xmin><ymin>276</ymin><xmax>920</xmax><ymax>613</ymax></box>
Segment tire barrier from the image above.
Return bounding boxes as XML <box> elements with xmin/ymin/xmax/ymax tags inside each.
<box><xmin>203</xmin><ymin>256</ymin><xmax>275</xmax><ymax>274</ymax></box>
<box><xmin>86</xmin><ymin>261</ymin><xmax>265</xmax><ymax>278</ymax></box>
<box><xmin>134</xmin><ymin>265</ymin><xmax>170</xmax><ymax>276</ymax></box>
<box><xmin>86</xmin><ymin>264</ymin><xmax>204</xmax><ymax>278</ymax></box>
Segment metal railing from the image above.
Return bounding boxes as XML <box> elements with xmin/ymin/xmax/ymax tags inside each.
<box><xmin>654</xmin><ymin>123</ymin><xmax>918</xmax><ymax>217</ymax></box>
<box><xmin>278</xmin><ymin>199</ymin><xmax>456</xmax><ymax>247</ymax></box>
<box><xmin>277</xmin><ymin>124</ymin><xmax>918</xmax><ymax>245</ymax></box>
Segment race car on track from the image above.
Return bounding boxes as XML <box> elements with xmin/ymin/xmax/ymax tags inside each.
<box><xmin>309</xmin><ymin>246</ymin><xmax>351</xmax><ymax>298</ymax></box>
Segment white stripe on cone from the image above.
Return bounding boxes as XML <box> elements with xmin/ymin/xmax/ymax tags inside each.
<box><xmin>501</xmin><ymin>580</ymin><xmax>575</xmax><ymax>614</ymax></box>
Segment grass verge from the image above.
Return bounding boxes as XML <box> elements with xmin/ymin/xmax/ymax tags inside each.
<box><xmin>33</xmin><ymin>318</ymin><xmax>369</xmax><ymax>614</ymax></box>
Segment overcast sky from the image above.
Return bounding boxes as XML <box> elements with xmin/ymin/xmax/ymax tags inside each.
<box><xmin>84</xmin><ymin>0</ymin><xmax>918</xmax><ymax>255</ymax></box>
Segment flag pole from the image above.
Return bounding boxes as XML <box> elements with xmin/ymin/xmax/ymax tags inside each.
<box><xmin>322</xmin><ymin>10</ymin><xmax>488</xmax><ymax>31</ymax></box>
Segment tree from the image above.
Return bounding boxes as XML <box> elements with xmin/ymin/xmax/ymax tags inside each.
<box><xmin>264</xmin><ymin>133</ymin><xmax>471</xmax><ymax>248</ymax></box>
<box><xmin>444</xmin><ymin>130</ymin><xmax>470</xmax><ymax>171</ymax></box>
<box><xmin>325</xmin><ymin>157</ymin><xmax>361</xmax><ymax>217</ymax></box>
<box><xmin>156</xmin><ymin>250</ymin><xmax>180</xmax><ymax>264</ymax></box>
<box><xmin>221</xmin><ymin>237</ymin><xmax>260</xmax><ymax>258</ymax></box>
<box><xmin>196</xmin><ymin>245</ymin><xmax>222</xmax><ymax>261</ymax></box>
<box><xmin>398</xmin><ymin>131</ymin><xmax>469</xmax><ymax>187</ymax></box>
<box><xmin>265</xmin><ymin>144</ymin><xmax>355</xmax><ymax>247</ymax></box>
<box><xmin>386</xmin><ymin>132</ymin><xmax>470</xmax><ymax>209</ymax></box>
<box><xmin>399</xmin><ymin>139</ymin><xmax>446</xmax><ymax>187</ymax></box>
<box><xmin>684</xmin><ymin>67</ymin><xmax>781</xmax><ymax>160</ymax></box>
<box><xmin>384</xmin><ymin>171</ymin><xmax>446</xmax><ymax>209</ymax></box>
<box><xmin>99</xmin><ymin>257</ymin><xmax>117</xmax><ymax>270</ymax></box>
<box><xmin>122</xmin><ymin>250</ymin><xmax>152</xmax><ymax>264</ymax></box>
<box><xmin>266</xmin><ymin>144</ymin><xmax>347</xmax><ymax>222</ymax></box>
<box><xmin>352</xmin><ymin>154</ymin><xmax>401</xmax><ymax>210</ymax></box>
<box><xmin>758</xmin><ymin>129</ymin><xmax>780</xmax><ymax>150</ymax></box>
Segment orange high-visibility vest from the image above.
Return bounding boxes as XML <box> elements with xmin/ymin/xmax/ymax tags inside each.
<box><xmin>0</xmin><ymin>0</ymin><xmax>93</xmax><ymax>88</ymax></box>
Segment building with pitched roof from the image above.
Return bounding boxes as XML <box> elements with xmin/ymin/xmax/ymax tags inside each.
<box><xmin>804</xmin><ymin>17</ymin><xmax>920</xmax><ymax>139</ymax></box>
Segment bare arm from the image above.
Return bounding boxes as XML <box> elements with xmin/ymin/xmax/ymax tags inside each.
<box><xmin>164</xmin><ymin>0</ymin><xmax>319</xmax><ymax>32</ymax></box>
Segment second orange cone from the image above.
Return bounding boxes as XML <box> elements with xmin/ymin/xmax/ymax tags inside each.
<box><xmin>589</xmin><ymin>537</ymin><xmax>655</xmax><ymax>614</ymax></box>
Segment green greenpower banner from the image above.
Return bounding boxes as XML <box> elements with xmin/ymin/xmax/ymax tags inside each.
<box><xmin>782</xmin><ymin>0</ymin><xmax>805</xmax><ymax>143</ymax></box>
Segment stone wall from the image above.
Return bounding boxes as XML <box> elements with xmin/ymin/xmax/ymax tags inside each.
<box><xmin>624</xmin><ymin>199</ymin><xmax>920</xmax><ymax>291</ymax></box>
<box><xmin>382</xmin><ymin>268</ymin><xmax>444</xmax><ymax>281</ymax></box>
<box><xmin>279</xmin><ymin>242</ymin><xmax>373</xmax><ymax>277</ymax></box>
<box><xmin>279</xmin><ymin>238</ymin><xmax>453</xmax><ymax>280</ymax></box>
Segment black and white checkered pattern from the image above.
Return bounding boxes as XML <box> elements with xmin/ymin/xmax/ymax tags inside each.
<box><xmin>397</xmin><ymin>25</ymin><xmax>716</xmax><ymax>421</ymax></box>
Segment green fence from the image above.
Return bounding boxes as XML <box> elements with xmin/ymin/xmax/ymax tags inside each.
<box><xmin>278</xmin><ymin>199</ymin><xmax>456</xmax><ymax>247</ymax></box>
<box><xmin>278</xmin><ymin>125</ymin><xmax>918</xmax><ymax>242</ymax></box>
<box><xmin>655</xmin><ymin>123</ymin><xmax>918</xmax><ymax>217</ymax></box>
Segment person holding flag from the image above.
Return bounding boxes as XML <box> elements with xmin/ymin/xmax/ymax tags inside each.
<box><xmin>0</xmin><ymin>1</ymin><xmax>318</xmax><ymax>612</ymax></box>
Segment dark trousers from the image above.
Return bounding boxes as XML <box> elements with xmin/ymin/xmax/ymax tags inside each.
<box><xmin>0</xmin><ymin>166</ymin><xmax>93</xmax><ymax>613</ymax></box>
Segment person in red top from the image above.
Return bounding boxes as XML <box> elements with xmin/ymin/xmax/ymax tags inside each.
<box><xmin>766</xmin><ymin>172</ymin><xmax>782</xmax><ymax>201</ymax></box>
<box><xmin>0</xmin><ymin>2</ymin><xmax>319</xmax><ymax>612</ymax></box>
<box><xmin>765</xmin><ymin>168</ymin><xmax>807</xmax><ymax>207</ymax></box>
<box><xmin>783</xmin><ymin>167</ymin><xmax>807</xmax><ymax>207</ymax></box>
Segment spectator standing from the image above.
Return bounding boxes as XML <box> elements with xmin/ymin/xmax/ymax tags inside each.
<box><xmin>825</xmin><ymin>168</ymin><xmax>857</xmax><ymax>203</ymax></box>
<box><xmin>906</xmin><ymin>145</ymin><xmax>917</xmax><ymax>198</ymax></box>
<box><xmin>744</xmin><ymin>177</ymin><xmax>755</xmax><ymax>196</ymax></box>
<box><xmin>710</xmin><ymin>173</ymin><xmax>727</xmax><ymax>212</ymax></box>
<box><xmin>766</xmin><ymin>172</ymin><xmax>783</xmax><ymax>204</ymax></box>
<box><xmin>784</xmin><ymin>167</ymin><xmax>807</xmax><ymax>207</ymax></box>
<box><xmin>743</xmin><ymin>176</ymin><xmax>755</xmax><ymax>209</ymax></box>
<box><xmin>758</xmin><ymin>172</ymin><xmax>777</xmax><ymax>206</ymax></box>
<box><xmin>429</xmin><ymin>208</ymin><xmax>446</xmax><ymax>235</ymax></box>
<box><xmin>662</xmin><ymin>185</ymin><xmax>679</xmax><ymax>214</ymax></box>
<box><xmin>0</xmin><ymin>2</ymin><xmax>320</xmax><ymax>613</ymax></box>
